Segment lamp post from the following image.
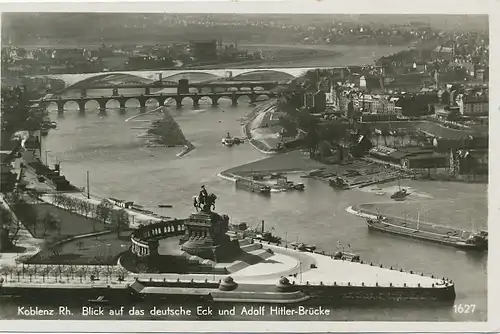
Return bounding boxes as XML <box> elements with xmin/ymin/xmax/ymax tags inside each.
<box><xmin>299</xmin><ymin>261</ymin><xmax>302</xmax><ymax>283</ymax></box>
<box><xmin>86</xmin><ymin>171</ymin><xmax>90</xmax><ymax>199</ymax></box>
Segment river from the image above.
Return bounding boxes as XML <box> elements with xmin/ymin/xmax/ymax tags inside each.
<box><xmin>1</xmin><ymin>48</ymin><xmax>487</xmax><ymax>321</ymax></box>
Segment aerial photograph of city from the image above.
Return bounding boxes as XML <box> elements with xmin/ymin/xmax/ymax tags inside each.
<box><xmin>0</xmin><ymin>12</ymin><xmax>489</xmax><ymax>323</ymax></box>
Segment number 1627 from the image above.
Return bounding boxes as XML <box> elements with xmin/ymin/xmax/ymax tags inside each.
<box><xmin>453</xmin><ymin>304</ymin><xmax>476</xmax><ymax>314</ymax></box>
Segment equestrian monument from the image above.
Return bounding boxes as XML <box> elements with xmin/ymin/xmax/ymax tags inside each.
<box><xmin>179</xmin><ymin>185</ymin><xmax>241</xmax><ymax>261</ymax></box>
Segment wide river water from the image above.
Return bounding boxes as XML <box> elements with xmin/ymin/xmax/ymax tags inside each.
<box><xmin>1</xmin><ymin>47</ymin><xmax>488</xmax><ymax>321</ymax></box>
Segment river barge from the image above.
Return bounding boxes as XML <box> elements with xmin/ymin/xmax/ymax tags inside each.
<box><xmin>235</xmin><ymin>178</ymin><xmax>271</xmax><ymax>195</ymax></box>
<box><xmin>275</xmin><ymin>176</ymin><xmax>305</xmax><ymax>191</ymax></box>
<box><xmin>366</xmin><ymin>215</ymin><xmax>488</xmax><ymax>251</ymax></box>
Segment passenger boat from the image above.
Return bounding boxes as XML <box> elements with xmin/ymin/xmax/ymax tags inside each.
<box><xmin>366</xmin><ymin>214</ymin><xmax>488</xmax><ymax>251</ymax></box>
<box><xmin>235</xmin><ymin>178</ymin><xmax>271</xmax><ymax>195</ymax></box>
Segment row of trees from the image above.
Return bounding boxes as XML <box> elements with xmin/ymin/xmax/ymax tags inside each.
<box><xmin>0</xmin><ymin>263</ymin><xmax>129</xmax><ymax>283</ymax></box>
<box><xmin>3</xmin><ymin>191</ymin><xmax>61</xmax><ymax>240</ymax></box>
<box><xmin>51</xmin><ymin>194</ymin><xmax>130</xmax><ymax>237</ymax></box>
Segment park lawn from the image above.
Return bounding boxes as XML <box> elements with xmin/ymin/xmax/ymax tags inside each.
<box><xmin>26</xmin><ymin>231</ymin><xmax>132</xmax><ymax>265</ymax></box>
<box><xmin>18</xmin><ymin>203</ymin><xmax>110</xmax><ymax>239</ymax></box>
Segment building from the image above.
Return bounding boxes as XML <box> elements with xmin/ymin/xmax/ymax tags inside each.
<box><xmin>431</xmin><ymin>46</ymin><xmax>454</xmax><ymax>61</ymax></box>
<box><xmin>457</xmin><ymin>94</ymin><xmax>488</xmax><ymax>116</ymax></box>
<box><xmin>189</xmin><ymin>40</ymin><xmax>218</xmax><ymax>62</ymax></box>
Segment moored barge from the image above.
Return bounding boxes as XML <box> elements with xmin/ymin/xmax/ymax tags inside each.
<box><xmin>366</xmin><ymin>215</ymin><xmax>488</xmax><ymax>251</ymax></box>
<box><xmin>235</xmin><ymin>178</ymin><xmax>271</xmax><ymax>195</ymax></box>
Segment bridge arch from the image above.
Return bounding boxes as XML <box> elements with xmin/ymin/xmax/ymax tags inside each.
<box><xmin>232</xmin><ymin>69</ymin><xmax>295</xmax><ymax>82</ymax></box>
<box><xmin>124</xmin><ymin>98</ymin><xmax>141</xmax><ymax>108</ymax></box>
<box><xmin>145</xmin><ymin>97</ymin><xmax>160</xmax><ymax>107</ymax></box>
<box><xmin>161</xmin><ymin>72</ymin><xmax>221</xmax><ymax>83</ymax></box>
<box><xmin>84</xmin><ymin>100</ymin><xmax>101</xmax><ymax>110</ymax></box>
<box><xmin>105</xmin><ymin>99</ymin><xmax>122</xmax><ymax>109</ymax></box>
<box><xmin>62</xmin><ymin>72</ymin><xmax>155</xmax><ymax>92</ymax></box>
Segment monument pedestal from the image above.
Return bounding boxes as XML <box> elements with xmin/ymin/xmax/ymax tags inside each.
<box><xmin>180</xmin><ymin>211</ymin><xmax>238</xmax><ymax>261</ymax></box>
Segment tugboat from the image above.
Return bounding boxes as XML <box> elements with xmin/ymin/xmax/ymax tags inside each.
<box><xmin>221</xmin><ymin>132</ymin><xmax>242</xmax><ymax>147</ymax></box>
<box><xmin>391</xmin><ymin>177</ymin><xmax>410</xmax><ymax>200</ymax></box>
<box><xmin>366</xmin><ymin>214</ymin><xmax>488</xmax><ymax>251</ymax></box>
<box><xmin>246</xmin><ymin>220</ymin><xmax>282</xmax><ymax>244</ymax></box>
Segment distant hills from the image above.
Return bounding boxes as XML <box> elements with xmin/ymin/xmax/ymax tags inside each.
<box><xmin>1</xmin><ymin>13</ymin><xmax>488</xmax><ymax>47</ymax></box>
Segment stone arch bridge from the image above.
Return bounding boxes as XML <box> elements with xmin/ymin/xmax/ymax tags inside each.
<box><xmin>36</xmin><ymin>90</ymin><xmax>277</xmax><ymax>114</ymax></box>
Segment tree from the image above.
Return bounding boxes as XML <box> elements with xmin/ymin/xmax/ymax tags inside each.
<box><xmin>95</xmin><ymin>199</ymin><xmax>113</xmax><ymax>226</ymax></box>
<box><xmin>1</xmin><ymin>86</ymin><xmax>44</xmax><ymax>150</ymax></box>
<box><xmin>40</xmin><ymin>212</ymin><xmax>61</xmax><ymax>238</ymax></box>
<box><xmin>0</xmin><ymin>205</ymin><xmax>18</xmax><ymax>250</ymax></box>
<box><xmin>110</xmin><ymin>209</ymin><xmax>130</xmax><ymax>238</ymax></box>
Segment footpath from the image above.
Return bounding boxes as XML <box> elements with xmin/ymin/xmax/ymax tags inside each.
<box><xmin>0</xmin><ymin>194</ymin><xmax>43</xmax><ymax>268</ymax></box>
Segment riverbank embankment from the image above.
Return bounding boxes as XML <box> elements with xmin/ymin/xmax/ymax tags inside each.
<box><xmin>242</xmin><ymin>100</ymin><xmax>281</xmax><ymax>155</ymax></box>
<box><xmin>220</xmin><ymin>149</ymin><xmax>407</xmax><ymax>190</ymax></box>
<box><xmin>126</xmin><ymin>106</ymin><xmax>195</xmax><ymax>157</ymax></box>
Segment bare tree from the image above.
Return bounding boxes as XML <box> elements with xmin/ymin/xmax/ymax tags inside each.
<box><xmin>41</xmin><ymin>212</ymin><xmax>61</xmax><ymax>238</ymax></box>
<box><xmin>40</xmin><ymin>265</ymin><xmax>50</xmax><ymax>282</ymax></box>
<box><xmin>95</xmin><ymin>199</ymin><xmax>113</xmax><ymax>226</ymax></box>
<box><xmin>110</xmin><ymin>209</ymin><xmax>130</xmax><ymax>238</ymax></box>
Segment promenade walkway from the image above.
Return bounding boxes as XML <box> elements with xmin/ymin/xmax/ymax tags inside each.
<box><xmin>0</xmin><ymin>194</ymin><xmax>43</xmax><ymax>268</ymax></box>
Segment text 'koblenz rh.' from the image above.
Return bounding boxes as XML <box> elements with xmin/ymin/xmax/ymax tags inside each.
<box><xmin>18</xmin><ymin>306</ymin><xmax>72</xmax><ymax>316</ymax></box>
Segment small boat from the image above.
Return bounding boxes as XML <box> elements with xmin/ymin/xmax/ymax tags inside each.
<box><xmin>374</xmin><ymin>129</ymin><xmax>382</xmax><ymax>135</ymax></box>
<box><xmin>366</xmin><ymin>214</ymin><xmax>488</xmax><ymax>251</ymax></box>
<box><xmin>333</xmin><ymin>251</ymin><xmax>361</xmax><ymax>262</ymax></box>
<box><xmin>245</xmin><ymin>220</ymin><xmax>281</xmax><ymax>244</ymax></box>
<box><xmin>391</xmin><ymin>177</ymin><xmax>410</xmax><ymax>200</ymax></box>
<box><xmin>329</xmin><ymin>177</ymin><xmax>349</xmax><ymax>190</ymax></box>
<box><xmin>158</xmin><ymin>204</ymin><xmax>173</xmax><ymax>208</ymax></box>
<box><xmin>289</xmin><ymin>242</ymin><xmax>316</xmax><ymax>252</ymax></box>
<box><xmin>88</xmin><ymin>296</ymin><xmax>109</xmax><ymax>305</ymax></box>
<box><xmin>222</xmin><ymin>133</ymin><xmax>242</xmax><ymax>147</ymax></box>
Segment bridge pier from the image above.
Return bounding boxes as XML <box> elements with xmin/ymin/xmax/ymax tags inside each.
<box><xmin>78</xmin><ymin>101</ymin><xmax>86</xmax><ymax>114</ymax></box>
<box><xmin>192</xmin><ymin>96</ymin><xmax>200</xmax><ymax>108</ymax></box>
<box><xmin>57</xmin><ymin>100</ymin><xmax>64</xmax><ymax>115</ymax></box>
<box><xmin>119</xmin><ymin>99</ymin><xmax>127</xmax><ymax>113</ymax></box>
<box><xmin>231</xmin><ymin>92</ymin><xmax>238</xmax><ymax>107</ymax></box>
<box><xmin>138</xmin><ymin>96</ymin><xmax>147</xmax><ymax>113</ymax></box>
<box><xmin>175</xmin><ymin>97</ymin><xmax>183</xmax><ymax>109</ymax></box>
<box><xmin>157</xmin><ymin>95</ymin><xmax>167</xmax><ymax>107</ymax></box>
<box><xmin>210</xmin><ymin>96</ymin><xmax>219</xmax><ymax>107</ymax></box>
<box><xmin>98</xmin><ymin>99</ymin><xmax>107</xmax><ymax>115</ymax></box>
<box><xmin>249</xmin><ymin>94</ymin><xmax>258</xmax><ymax>104</ymax></box>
